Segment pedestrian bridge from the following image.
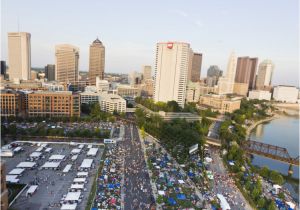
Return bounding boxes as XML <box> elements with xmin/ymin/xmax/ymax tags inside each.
<box><xmin>242</xmin><ymin>140</ymin><xmax>299</xmax><ymax>166</ymax></box>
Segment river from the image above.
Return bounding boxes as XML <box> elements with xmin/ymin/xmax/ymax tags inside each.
<box><xmin>249</xmin><ymin>113</ymin><xmax>299</xmax><ymax>201</ymax></box>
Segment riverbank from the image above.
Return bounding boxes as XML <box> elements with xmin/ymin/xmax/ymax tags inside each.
<box><xmin>246</xmin><ymin>114</ymin><xmax>279</xmax><ymax>138</ymax></box>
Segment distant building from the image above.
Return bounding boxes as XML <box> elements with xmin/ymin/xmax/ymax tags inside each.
<box><xmin>186</xmin><ymin>82</ymin><xmax>200</xmax><ymax>103</ymax></box>
<box><xmin>89</xmin><ymin>38</ymin><xmax>105</xmax><ymax>85</ymax></box>
<box><xmin>235</xmin><ymin>57</ymin><xmax>258</xmax><ymax>89</ymax></box>
<box><xmin>188</xmin><ymin>52</ymin><xmax>202</xmax><ymax>82</ymax></box>
<box><xmin>1</xmin><ymin>61</ymin><xmax>6</xmax><ymax>76</ymax></box>
<box><xmin>199</xmin><ymin>94</ymin><xmax>241</xmax><ymax>113</ymax></box>
<box><xmin>129</xmin><ymin>71</ymin><xmax>143</xmax><ymax>85</ymax></box>
<box><xmin>80</xmin><ymin>92</ymin><xmax>100</xmax><ymax>104</ymax></box>
<box><xmin>1</xmin><ymin>162</ymin><xmax>8</xmax><ymax>210</ymax></box>
<box><xmin>30</xmin><ymin>70</ymin><xmax>38</xmax><ymax>80</ymax></box>
<box><xmin>233</xmin><ymin>83</ymin><xmax>249</xmax><ymax>96</ymax></box>
<box><xmin>96</xmin><ymin>77</ymin><xmax>109</xmax><ymax>92</ymax></box>
<box><xmin>206</xmin><ymin>65</ymin><xmax>222</xmax><ymax>87</ymax></box>
<box><xmin>217</xmin><ymin>52</ymin><xmax>237</xmax><ymax>95</ymax></box>
<box><xmin>55</xmin><ymin>44</ymin><xmax>79</xmax><ymax>84</ymax></box>
<box><xmin>117</xmin><ymin>85</ymin><xmax>141</xmax><ymax>98</ymax></box>
<box><xmin>99</xmin><ymin>93</ymin><xmax>126</xmax><ymax>113</ymax></box>
<box><xmin>138</xmin><ymin>79</ymin><xmax>154</xmax><ymax>97</ymax></box>
<box><xmin>0</xmin><ymin>89</ymin><xmax>25</xmax><ymax>117</ymax></box>
<box><xmin>142</xmin><ymin>66</ymin><xmax>152</xmax><ymax>81</ymax></box>
<box><xmin>8</xmin><ymin>32</ymin><xmax>31</xmax><ymax>81</ymax></box>
<box><xmin>256</xmin><ymin>60</ymin><xmax>274</xmax><ymax>90</ymax></box>
<box><xmin>248</xmin><ymin>90</ymin><xmax>271</xmax><ymax>101</ymax></box>
<box><xmin>27</xmin><ymin>91</ymin><xmax>80</xmax><ymax>117</ymax></box>
<box><xmin>273</xmin><ymin>85</ymin><xmax>298</xmax><ymax>103</ymax></box>
<box><xmin>42</xmin><ymin>81</ymin><xmax>66</xmax><ymax>91</ymax></box>
<box><xmin>154</xmin><ymin>42</ymin><xmax>191</xmax><ymax>108</ymax></box>
<box><xmin>45</xmin><ymin>64</ymin><xmax>55</xmax><ymax>81</ymax></box>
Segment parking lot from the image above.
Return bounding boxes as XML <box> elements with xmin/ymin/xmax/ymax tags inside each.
<box><xmin>3</xmin><ymin>141</ymin><xmax>104</xmax><ymax>210</ymax></box>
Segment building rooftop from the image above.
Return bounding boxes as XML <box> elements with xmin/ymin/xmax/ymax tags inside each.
<box><xmin>93</xmin><ymin>38</ymin><xmax>103</xmax><ymax>44</ymax></box>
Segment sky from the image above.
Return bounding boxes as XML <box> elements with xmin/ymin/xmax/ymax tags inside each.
<box><xmin>1</xmin><ymin>0</ymin><xmax>299</xmax><ymax>86</ymax></box>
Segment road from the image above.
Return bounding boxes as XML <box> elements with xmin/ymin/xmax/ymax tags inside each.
<box><xmin>209</xmin><ymin>147</ymin><xmax>252</xmax><ymax>210</ymax></box>
<box><xmin>123</xmin><ymin>124</ymin><xmax>155</xmax><ymax>209</ymax></box>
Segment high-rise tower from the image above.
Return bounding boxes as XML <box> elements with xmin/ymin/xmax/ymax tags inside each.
<box><xmin>153</xmin><ymin>42</ymin><xmax>191</xmax><ymax>108</ymax></box>
<box><xmin>7</xmin><ymin>32</ymin><xmax>31</xmax><ymax>81</ymax></box>
<box><xmin>55</xmin><ymin>44</ymin><xmax>79</xmax><ymax>84</ymax></box>
<box><xmin>89</xmin><ymin>38</ymin><xmax>105</xmax><ymax>85</ymax></box>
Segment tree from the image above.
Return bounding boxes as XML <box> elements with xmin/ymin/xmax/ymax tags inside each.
<box><xmin>269</xmin><ymin>171</ymin><xmax>284</xmax><ymax>185</ymax></box>
<box><xmin>267</xmin><ymin>201</ymin><xmax>276</xmax><ymax>210</ymax></box>
<box><xmin>257</xmin><ymin>197</ymin><xmax>266</xmax><ymax>208</ymax></box>
<box><xmin>259</xmin><ymin>166</ymin><xmax>270</xmax><ymax>178</ymax></box>
<box><xmin>166</xmin><ymin>100</ymin><xmax>181</xmax><ymax>112</ymax></box>
<box><xmin>141</xmin><ymin>126</ymin><xmax>146</xmax><ymax>139</ymax></box>
<box><xmin>251</xmin><ymin>187</ymin><xmax>260</xmax><ymax>200</ymax></box>
<box><xmin>90</xmin><ymin>103</ymin><xmax>101</xmax><ymax>118</ymax></box>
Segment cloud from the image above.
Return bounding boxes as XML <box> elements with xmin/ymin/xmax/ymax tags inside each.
<box><xmin>194</xmin><ymin>20</ymin><xmax>204</xmax><ymax>28</ymax></box>
<box><xmin>170</xmin><ymin>9</ymin><xmax>188</xmax><ymax>18</ymax></box>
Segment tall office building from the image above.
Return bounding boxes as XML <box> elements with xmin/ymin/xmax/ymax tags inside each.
<box><xmin>142</xmin><ymin>65</ymin><xmax>152</xmax><ymax>80</ymax></box>
<box><xmin>217</xmin><ymin>52</ymin><xmax>237</xmax><ymax>95</ymax></box>
<box><xmin>188</xmin><ymin>52</ymin><xmax>202</xmax><ymax>82</ymax></box>
<box><xmin>89</xmin><ymin>38</ymin><xmax>105</xmax><ymax>85</ymax></box>
<box><xmin>153</xmin><ymin>42</ymin><xmax>191</xmax><ymax>108</ymax></box>
<box><xmin>45</xmin><ymin>64</ymin><xmax>55</xmax><ymax>81</ymax></box>
<box><xmin>235</xmin><ymin>56</ymin><xmax>258</xmax><ymax>89</ymax></box>
<box><xmin>206</xmin><ymin>65</ymin><xmax>222</xmax><ymax>87</ymax></box>
<box><xmin>7</xmin><ymin>32</ymin><xmax>31</xmax><ymax>81</ymax></box>
<box><xmin>55</xmin><ymin>44</ymin><xmax>79</xmax><ymax>84</ymax></box>
<box><xmin>256</xmin><ymin>60</ymin><xmax>274</xmax><ymax>90</ymax></box>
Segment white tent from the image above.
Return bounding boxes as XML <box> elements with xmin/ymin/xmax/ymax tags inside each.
<box><xmin>6</xmin><ymin>175</ymin><xmax>19</xmax><ymax>183</ymax></box>
<box><xmin>64</xmin><ymin>192</ymin><xmax>81</xmax><ymax>201</ymax></box>
<box><xmin>61</xmin><ymin>203</ymin><xmax>77</xmax><ymax>210</ymax></box>
<box><xmin>63</xmin><ymin>164</ymin><xmax>72</xmax><ymax>173</ymax></box>
<box><xmin>178</xmin><ymin>180</ymin><xmax>185</xmax><ymax>184</ymax></box>
<box><xmin>87</xmin><ymin>148</ymin><xmax>98</xmax><ymax>157</ymax></box>
<box><xmin>76</xmin><ymin>172</ymin><xmax>88</xmax><ymax>177</ymax></box>
<box><xmin>26</xmin><ymin>185</ymin><xmax>38</xmax><ymax>196</ymax></box>
<box><xmin>49</xmin><ymin>155</ymin><xmax>65</xmax><ymax>161</ymax></box>
<box><xmin>87</xmin><ymin>145</ymin><xmax>93</xmax><ymax>149</ymax></box>
<box><xmin>45</xmin><ymin>148</ymin><xmax>53</xmax><ymax>153</ymax></box>
<box><xmin>13</xmin><ymin>147</ymin><xmax>23</xmax><ymax>152</ymax></box>
<box><xmin>80</xmin><ymin>159</ymin><xmax>93</xmax><ymax>169</ymax></box>
<box><xmin>17</xmin><ymin>162</ymin><xmax>36</xmax><ymax>168</ymax></box>
<box><xmin>9</xmin><ymin>168</ymin><xmax>25</xmax><ymax>175</ymax></box>
<box><xmin>158</xmin><ymin>190</ymin><xmax>165</xmax><ymax>195</ymax></box>
<box><xmin>42</xmin><ymin>162</ymin><xmax>61</xmax><ymax>169</ymax></box>
<box><xmin>73</xmin><ymin>178</ymin><xmax>86</xmax><ymax>183</ymax></box>
<box><xmin>30</xmin><ymin>152</ymin><xmax>42</xmax><ymax>158</ymax></box>
<box><xmin>71</xmin><ymin>155</ymin><xmax>78</xmax><ymax>161</ymax></box>
<box><xmin>78</xmin><ymin>144</ymin><xmax>84</xmax><ymax>149</ymax></box>
<box><xmin>35</xmin><ymin>147</ymin><xmax>44</xmax><ymax>152</ymax></box>
<box><xmin>70</xmin><ymin>184</ymin><xmax>84</xmax><ymax>189</ymax></box>
<box><xmin>217</xmin><ymin>194</ymin><xmax>231</xmax><ymax>210</ymax></box>
<box><xmin>71</xmin><ymin>148</ymin><xmax>81</xmax><ymax>155</ymax></box>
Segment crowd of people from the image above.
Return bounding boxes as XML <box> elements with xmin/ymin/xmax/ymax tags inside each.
<box><xmin>92</xmin><ymin>145</ymin><xmax>124</xmax><ymax>209</ymax></box>
<box><xmin>123</xmin><ymin>125</ymin><xmax>155</xmax><ymax>209</ymax></box>
<box><xmin>144</xmin><ymin>136</ymin><xmax>202</xmax><ymax>209</ymax></box>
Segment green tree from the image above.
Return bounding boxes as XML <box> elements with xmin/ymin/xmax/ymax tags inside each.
<box><xmin>267</xmin><ymin>201</ymin><xmax>276</xmax><ymax>210</ymax></box>
<box><xmin>257</xmin><ymin>197</ymin><xmax>266</xmax><ymax>208</ymax></box>
<box><xmin>270</xmin><ymin>171</ymin><xmax>284</xmax><ymax>185</ymax></box>
<box><xmin>259</xmin><ymin>166</ymin><xmax>270</xmax><ymax>178</ymax></box>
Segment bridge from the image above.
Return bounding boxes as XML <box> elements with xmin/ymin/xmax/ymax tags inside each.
<box><xmin>242</xmin><ymin>140</ymin><xmax>299</xmax><ymax>166</ymax></box>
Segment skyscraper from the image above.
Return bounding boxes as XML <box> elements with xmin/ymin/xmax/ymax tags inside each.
<box><xmin>7</xmin><ymin>32</ymin><xmax>31</xmax><ymax>81</ymax></box>
<box><xmin>142</xmin><ymin>65</ymin><xmax>152</xmax><ymax>80</ymax></box>
<box><xmin>89</xmin><ymin>38</ymin><xmax>105</xmax><ymax>85</ymax></box>
<box><xmin>235</xmin><ymin>56</ymin><xmax>258</xmax><ymax>89</ymax></box>
<box><xmin>217</xmin><ymin>52</ymin><xmax>237</xmax><ymax>95</ymax></box>
<box><xmin>188</xmin><ymin>52</ymin><xmax>202</xmax><ymax>82</ymax></box>
<box><xmin>45</xmin><ymin>64</ymin><xmax>55</xmax><ymax>81</ymax></box>
<box><xmin>55</xmin><ymin>44</ymin><xmax>79</xmax><ymax>84</ymax></box>
<box><xmin>256</xmin><ymin>60</ymin><xmax>274</xmax><ymax>90</ymax></box>
<box><xmin>206</xmin><ymin>65</ymin><xmax>222</xmax><ymax>87</ymax></box>
<box><xmin>153</xmin><ymin>42</ymin><xmax>191</xmax><ymax>108</ymax></box>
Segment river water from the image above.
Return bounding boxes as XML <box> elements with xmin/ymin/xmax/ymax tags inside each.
<box><xmin>250</xmin><ymin>113</ymin><xmax>299</xmax><ymax>200</ymax></box>
<box><xmin>250</xmin><ymin>114</ymin><xmax>299</xmax><ymax>178</ymax></box>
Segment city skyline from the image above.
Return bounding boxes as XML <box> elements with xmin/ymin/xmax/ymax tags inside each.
<box><xmin>1</xmin><ymin>0</ymin><xmax>299</xmax><ymax>86</ymax></box>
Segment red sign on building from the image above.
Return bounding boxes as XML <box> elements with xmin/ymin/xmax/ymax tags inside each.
<box><xmin>167</xmin><ymin>42</ymin><xmax>173</xmax><ymax>49</ymax></box>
